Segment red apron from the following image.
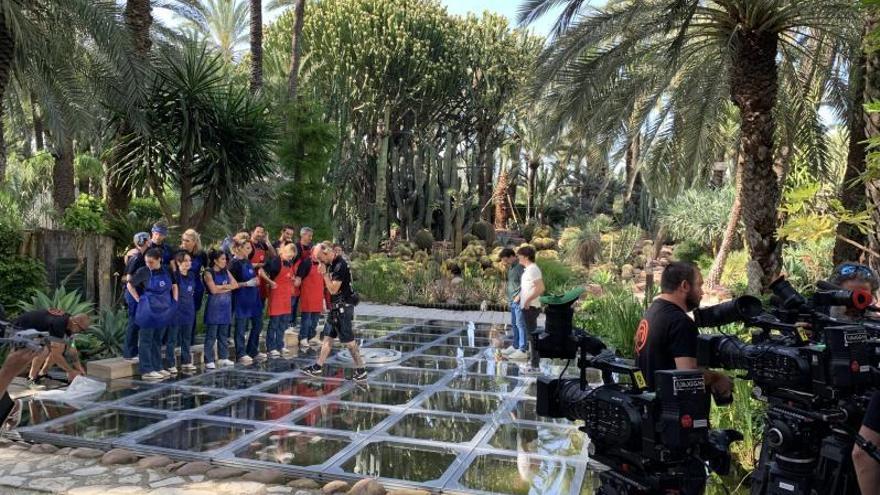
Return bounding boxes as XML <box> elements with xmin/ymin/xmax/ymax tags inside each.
<box><xmin>298</xmin><ymin>261</ymin><xmax>325</xmax><ymax>313</ymax></box>
<box><xmin>252</xmin><ymin>243</ymin><xmax>270</xmax><ymax>300</ymax></box>
<box><xmin>267</xmin><ymin>262</ymin><xmax>293</xmax><ymax>317</ymax></box>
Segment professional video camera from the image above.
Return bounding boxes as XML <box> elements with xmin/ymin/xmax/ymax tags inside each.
<box><xmin>0</xmin><ymin>320</ymin><xmax>50</xmax><ymax>352</ymax></box>
<box><xmin>534</xmin><ymin>290</ymin><xmax>740</xmax><ymax>494</ymax></box>
<box><xmin>694</xmin><ymin>278</ymin><xmax>880</xmax><ymax>495</ymax></box>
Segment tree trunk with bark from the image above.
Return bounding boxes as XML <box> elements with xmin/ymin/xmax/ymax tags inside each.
<box><xmin>623</xmin><ymin>134</ymin><xmax>642</xmax><ymax>224</ymax></box>
<box><xmin>707</xmin><ymin>163</ymin><xmax>743</xmax><ymax>287</ymax></box>
<box><xmin>477</xmin><ymin>130</ymin><xmax>494</xmax><ymax>222</ymax></box>
<box><xmin>287</xmin><ymin>0</ymin><xmax>306</xmax><ymax>101</ymax></box>
<box><xmin>369</xmin><ymin>107</ymin><xmax>390</xmax><ymax>249</ymax></box>
<box><xmin>834</xmin><ymin>46</ymin><xmax>868</xmax><ymax>264</ymax></box>
<box><xmin>52</xmin><ymin>138</ymin><xmax>76</xmax><ymax>213</ymax></box>
<box><xmin>864</xmin><ymin>12</ymin><xmax>880</xmax><ymax>271</ymax></box>
<box><xmin>250</xmin><ymin>0</ymin><xmax>262</xmax><ymax>93</ymax></box>
<box><xmin>527</xmin><ymin>157</ymin><xmax>539</xmax><ymax>221</ymax></box>
<box><xmin>32</xmin><ymin>99</ymin><xmax>44</xmax><ymax>152</ymax></box>
<box><xmin>729</xmin><ymin>30</ymin><xmax>782</xmax><ymax>291</ymax></box>
<box><xmin>0</xmin><ymin>7</ymin><xmax>14</xmax><ymax>183</ymax></box>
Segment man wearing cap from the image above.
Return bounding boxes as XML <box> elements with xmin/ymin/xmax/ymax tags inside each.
<box><xmin>20</xmin><ymin>310</ymin><xmax>90</xmax><ymax>385</ymax></box>
<box><xmin>123</xmin><ymin>232</ymin><xmax>151</xmax><ymax>363</ymax></box>
<box><xmin>150</xmin><ymin>222</ymin><xmax>175</xmax><ymax>267</ymax></box>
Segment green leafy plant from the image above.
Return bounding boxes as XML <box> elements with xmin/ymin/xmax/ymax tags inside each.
<box><xmin>471</xmin><ymin>221</ymin><xmax>496</xmax><ymax>246</ymax></box>
<box><xmin>658</xmin><ymin>188</ymin><xmax>736</xmax><ymax>252</ymax></box>
<box><xmin>600</xmin><ymin>224</ymin><xmax>643</xmax><ymax>267</ymax></box>
<box><xmin>673</xmin><ymin>240</ymin><xmax>706</xmax><ymax>264</ymax></box>
<box><xmin>61</xmin><ymin>194</ymin><xmax>106</xmax><ymax>234</ymax></box>
<box><xmin>0</xmin><ymin>256</ymin><xmax>46</xmax><ymax>315</ymax></box>
<box><xmin>576</xmin><ymin>285</ymin><xmax>644</xmax><ymax>358</ymax></box>
<box><xmin>19</xmin><ymin>287</ymin><xmax>94</xmax><ymax>315</ymax></box>
<box><xmin>351</xmin><ymin>256</ymin><xmax>407</xmax><ymax>304</ymax></box>
<box><xmin>536</xmin><ymin>258</ymin><xmax>577</xmax><ymax>295</ymax></box>
<box><xmin>78</xmin><ymin>307</ymin><xmax>127</xmax><ymax>360</ymax></box>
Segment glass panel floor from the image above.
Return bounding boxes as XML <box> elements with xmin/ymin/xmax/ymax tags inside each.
<box><xmin>13</xmin><ymin>315</ymin><xmax>594</xmax><ymax>494</ymax></box>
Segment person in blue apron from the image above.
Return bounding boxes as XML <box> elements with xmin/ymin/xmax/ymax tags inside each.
<box><xmin>204</xmin><ymin>249</ymin><xmax>237</xmax><ymax>369</ymax></box>
<box><xmin>149</xmin><ymin>222</ymin><xmax>175</xmax><ymax>267</ymax></box>
<box><xmin>123</xmin><ymin>232</ymin><xmax>150</xmax><ymax>363</ymax></box>
<box><xmin>177</xmin><ymin>229</ymin><xmax>207</xmax><ymax>348</ymax></box>
<box><xmin>170</xmin><ymin>250</ymin><xmax>197</xmax><ymax>374</ymax></box>
<box><xmin>127</xmin><ymin>248</ymin><xmax>178</xmax><ymax>380</ymax></box>
<box><xmin>230</xmin><ymin>240</ymin><xmax>271</xmax><ymax>365</ymax></box>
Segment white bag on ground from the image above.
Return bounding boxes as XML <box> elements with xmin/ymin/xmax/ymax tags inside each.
<box><xmin>34</xmin><ymin>375</ymin><xmax>106</xmax><ymax>403</ymax></box>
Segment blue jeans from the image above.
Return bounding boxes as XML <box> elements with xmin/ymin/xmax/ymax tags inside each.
<box><xmin>176</xmin><ymin>324</ymin><xmax>193</xmax><ymax>365</ymax></box>
<box><xmin>510</xmin><ymin>301</ymin><xmax>527</xmax><ymax>351</ymax></box>
<box><xmin>204</xmin><ymin>324</ymin><xmax>230</xmax><ymax>363</ymax></box>
<box><xmin>164</xmin><ymin>326</ymin><xmax>181</xmax><ymax>368</ymax></box>
<box><xmin>235</xmin><ymin>316</ymin><xmax>263</xmax><ymax>358</ymax></box>
<box><xmin>124</xmin><ymin>301</ymin><xmax>139</xmax><ymax>359</ymax></box>
<box><xmin>267</xmin><ymin>315</ymin><xmax>288</xmax><ymax>352</ymax></box>
<box><xmin>290</xmin><ymin>296</ymin><xmax>300</xmax><ymax>327</ymax></box>
<box><xmin>299</xmin><ymin>312</ymin><xmax>320</xmax><ymax>340</ymax></box>
<box><xmin>138</xmin><ymin>326</ymin><xmax>161</xmax><ymax>374</ymax></box>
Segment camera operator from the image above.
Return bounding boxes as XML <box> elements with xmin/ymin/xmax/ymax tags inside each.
<box><xmin>635</xmin><ymin>262</ymin><xmax>732</xmax><ymax>398</ymax></box>
<box><xmin>825</xmin><ymin>262</ymin><xmax>880</xmax><ymax>320</ymax></box>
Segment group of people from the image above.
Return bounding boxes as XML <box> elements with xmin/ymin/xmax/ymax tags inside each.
<box><xmin>498</xmin><ymin>246</ymin><xmax>545</xmax><ymax>362</ymax></box>
<box><xmin>122</xmin><ymin>223</ymin><xmax>366</xmax><ymax>381</ymax></box>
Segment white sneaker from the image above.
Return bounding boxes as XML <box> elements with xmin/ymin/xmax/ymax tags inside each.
<box><xmin>300</xmin><ymin>339</ymin><xmax>310</xmax><ymax>349</ymax></box>
<box><xmin>255</xmin><ymin>352</ymin><xmax>268</xmax><ymax>360</ymax></box>
<box><xmin>205</xmin><ymin>362</ymin><xmax>216</xmax><ymax>370</ymax></box>
<box><xmin>219</xmin><ymin>359</ymin><xmax>235</xmax><ymax>367</ymax></box>
<box><xmin>238</xmin><ymin>356</ymin><xmax>254</xmax><ymax>365</ymax></box>
<box><xmin>125</xmin><ymin>357</ymin><xmax>139</xmax><ymax>363</ymax></box>
<box><xmin>508</xmin><ymin>350</ymin><xmax>529</xmax><ymax>360</ymax></box>
<box><xmin>309</xmin><ymin>337</ymin><xmax>323</xmax><ymax>346</ymax></box>
<box><xmin>501</xmin><ymin>346</ymin><xmax>517</xmax><ymax>355</ymax></box>
<box><xmin>158</xmin><ymin>369</ymin><xmax>171</xmax><ymax>377</ymax></box>
<box><xmin>143</xmin><ymin>371</ymin><xmax>165</xmax><ymax>380</ymax></box>
<box><xmin>181</xmin><ymin>364</ymin><xmax>197</xmax><ymax>372</ymax></box>
<box><xmin>166</xmin><ymin>367</ymin><xmax>178</xmax><ymax>374</ymax></box>
<box><xmin>268</xmin><ymin>350</ymin><xmax>281</xmax><ymax>358</ymax></box>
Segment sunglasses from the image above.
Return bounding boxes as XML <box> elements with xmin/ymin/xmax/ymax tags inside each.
<box><xmin>838</xmin><ymin>263</ymin><xmax>875</xmax><ymax>278</ymax></box>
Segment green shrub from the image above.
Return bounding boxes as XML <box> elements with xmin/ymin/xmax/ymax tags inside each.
<box><xmin>351</xmin><ymin>257</ymin><xmax>407</xmax><ymax>304</ymax></box>
<box><xmin>77</xmin><ymin>307</ymin><xmax>126</xmax><ymax>360</ymax></box>
<box><xmin>0</xmin><ymin>255</ymin><xmax>45</xmax><ymax>314</ymax></box>
<box><xmin>673</xmin><ymin>240</ymin><xmax>706</xmax><ymax>264</ymax></box>
<box><xmin>657</xmin><ymin>187</ymin><xmax>736</xmax><ymax>250</ymax></box>
<box><xmin>471</xmin><ymin>221</ymin><xmax>496</xmax><ymax>245</ymax></box>
<box><xmin>129</xmin><ymin>197</ymin><xmax>164</xmax><ymax>222</ymax></box>
<box><xmin>576</xmin><ymin>285</ymin><xmax>644</xmax><ymax>358</ymax></box>
<box><xmin>61</xmin><ymin>194</ymin><xmax>106</xmax><ymax>234</ymax></box>
<box><xmin>413</xmin><ymin>229</ymin><xmax>434</xmax><ymax>251</ymax></box>
<box><xmin>462</xmin><ymin>233</ymin><xmax>478</xmax><ymax>246</ymax></box>
<box><xmin>782</xmin><ymin>238</ymin><xmax>834</xmax><ymax>294</ymax></box>
<box><xmin>720</xmin><ymin>250</ymin><xmax>750</xmax><ymax>296</ymax></box>
<box><xmin>601</xmin><ymin>224</ymin><xmax>643</xmax><ymax>267</ymax></box>
<box><xmin>561</xmin><ymin>227</ymin><xmax>601</xmax><ymax>268</ymax></box>
<box><xmin>19</xmin><ymin>287</ymin><xmax>94</xmax><ymax>315</ymax></box>
<box><xmin>536</xmin><ymin>258</ymin><xmax>576</xmax><ymax>295</ymax></box>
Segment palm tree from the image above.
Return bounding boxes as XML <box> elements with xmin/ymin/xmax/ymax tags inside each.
<box><xmin>520</xmin><ymin>0</ymin><xmax>856</xmax><ymax>289</ymax></box>
<box><xmin>178</xmin><ymin>0</ymin><xmax>249</xmax><ymax>63</ymax></box>
<box><xmin>287</xmin><ymin>0</ymin><xmax>305</xmax><ymax>100</ymax></box>
<box><xmin>250</xmin><ymin>0</ymin><xmax>262</xmax><ymax>92</ymax></box>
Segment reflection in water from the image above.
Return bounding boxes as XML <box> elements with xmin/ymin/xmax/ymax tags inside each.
<box><xmin>447</xmin><ymin>374</ymin><xmax>518</xmax><ymax>393</ymax></box>
<box><xmin>184</xmin><ymin>370</ymin><xmax>273</xmax><ymax>390</ymax></box>
<box><xmin>129</xmin><ymin>387</ymin><xmax>225</xmax><ymax>411</ymax></box>
<box><xmin>46</xmin><ymin>409</ymin><xmax>164</xmax><ymax>440</ymax></box>
<box><xmin>461</xmin><ymin>454</ymin><xmax>577</xmax><ymax>495</ymax></box>
<box><xmin>373</xmin><ymin>368</ymin><xmax>444</xmax><ymax>386</ymax></box>
<box><xmin>90</xmin><ymin>382</ymin><xmax>157</xmax><ymax>403</ymax></box>
<box><xmin>342</xmin><ymin>441</ymin><xmax>456</xmax><ymax>482</ymax></box>
<box><xmin>139</xmin><ymin>419</ymin><xmax>252</xmax><ymax>452</ymax></box>
<box><xmin>508</xmin><ymin>400</ymin><xmax>578</xmax><ymax>425</ymax></box>
<box><xmin>388</xmin><ymin>413</ymin><xmax>484</xmax><ymax>443</ymax></box>
<box><xmin>400</xmin><ymin>356</ymin><xmax>466</xmax><ymax>370</ymax></box>
<box><xmin>261</xmin><ymin>376</ymin><xmax>345</xmax><ymax>398</ymax></box>
<box><xmin>422</xmin><ymin>346</ymin><xmax>482</xmax><ymax>358</ymax></box>
<box><xmin>293</xmin><ymin>403</ymin><xmax>389</xmax><ymax>432</ymax></box>
<box><xmin>401</xmin><ymin>325</ymin><xmax>459</xmax><ymax>335</ymax></box>
<box><xmin>7</xmin><ymin>400</ymin><xmax>78</xmax><ymax>430</ymax></box>
<box><xmin>443</xmin><ymin>336</ymin><xmax>493</xmax><ymax>348</ymax></box>
<box><xmin>381</xmin><ymin>333</ymin><xmax>440</xmax><ymax>344</ymax></box>
<box><xmin>339</xmin><ymin>383</ymin><xmax>420</xmax><ymax>406</ymax></box>
<box><xmin>366</xmin><ymin>341</ymin><xmax>422</xmax><ymax>353</ymax></box>
<box><xmin>236</xmin><ymin>429</ymin><xmax>348</xmax><ymax>466</ymax></box>
<box><xmin>488</xmin><ymin>423</ymin><xmax>585</xmax><ymax>457</ymax></box>
<box><xmin>421</xmin><ymin>390</ymin><xmax>501</xmax><ymax>415</ymax></box>
<box><xmin>210</xmin><ymin>396</ymin><xmax>304</xmax><ymax>421</ymax></box>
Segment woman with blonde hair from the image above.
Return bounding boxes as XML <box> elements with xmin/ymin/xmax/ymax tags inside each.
<box><xmin>177</xmin><ymin>229</ymin><xmax>208</xmax><ymax>351</ymax></box>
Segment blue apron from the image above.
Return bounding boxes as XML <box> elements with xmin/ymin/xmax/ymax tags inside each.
<box><xmin>176</xmin><ymin>271</ymin><xmax>197</xmax><ymax>327</ymax></box>
<box><xmin>134</xmin><ymin>268</ymin><xmax>176</xmax><ymax>328</ymax></box>
<box><xmin>189</xmin><ymin>251</ymin><xmax>206</xmax><ymax>312</ymax></box>
<box><xmin>232</xmin><ymin>260</ymin><xmax>262</xmax><ymax>318</ymax></box>
<box><xmin>205</xmin><ymin>269</ymin><xmax>233</xmax><ymax>325</ymax></box>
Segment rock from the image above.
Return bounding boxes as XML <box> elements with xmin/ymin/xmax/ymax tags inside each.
<box><xmin>101</xmin><ymin>448</ymin><xmax>139</xmax><ymax>465</ymax></box>
<box><xmin>29</xmin><ymin>443</ymin><xmax>58</xmax><ymax>454</ymax></box>
<box><xmin>138</xmin><ymin>455</ymin><xmax>173</xmax><ymax>469</ymax></box>
<box><xmin>56</xmin><ymin>447</ymin><xmax>73</xmax><ymax>455</ymax></box>
<box><xmin>70</xmin><ymin>465</ymin><xmax>109</xmax><ymax>476</ymax></box>
<box><xmin>268</xmin><ymin>487</ymin><xmax>294</xmax><ymax>494</ymax></box>
<box><xmin>347</xmin><ymin>478</ymin><xmax>385</xmax><ymax>495</ymax></box>
<box><xmin>28</xmin><ymin>477</ymin><xmax>76</xmax><ymax>492</ymax></box>
<box><xmin>105</xmin><ymin>488</ymin><xmax>149</xmax><ymax>495</ymax></box>
<box><xmin>113</xmin><ymin>466</ymin><xmax>138</xmax><ymax>476</ymax></box>
<box><xmin>0</xmin><ymin>475</ymin><xmax>26</xmax><ymax>487</ymax></box>
<box><xmin>214</xmin><ymin>481</ymin><xmax>268</xmax><ymax>494</ymax></box>
<box><xmin>67</xmin><ymin>486</ymin><xmax>114</xmax><ymax>495</ymax></box>
<box><xmin>150</xmin><ymin>476</ymin><xmax>185</xmax><ymax>488</ymax></box>
<box><xmin>118</xmin><ymin>474</ymin><xmax>142</xmax><ymax>484</ymax></box>
<box><xmin>288</xmin><ymin>478</ymin><xmax>320</xmax><ymax>489</ymax></box>
<box><xmin>176</xmin><ymin>461</ymin><xmax>212</xmax><ymax>476</ymax></box>
<box><xmin>71</xmin><ymin>447</ymin><xmax>105</xmax><ymax>459</ymax></box>
<box><xmin>323</xmin><ymin>480</ymin><xmax>351</xmax><ymax>494</ymax></box>
<box><xmin>206</xmin><ymin>466</ymin><xmax>246</xmax><ymax>479</ymax></box>
<box><xmin>387</xmin><ymin>490</ymin><xmax>431</xmax><ymax>495</ymax></box>
<box><xmin>166</xmin><ymin>460</ymin><xmax>187</xmax><ymax>472</ymax></box>
<box><xmin>242</xmin><ymin>468</ymin><xmax>286</xmax><ymax>484</ymax></box>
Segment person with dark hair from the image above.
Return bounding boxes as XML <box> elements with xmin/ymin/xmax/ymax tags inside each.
<box><xmin>273</xmin><ymin>225</ymin><xmax>295</xmax><ymax>250</ymax></box>
<box><xmin>203</xmin><ymin>250</ymin><xmax>237</xmax><ymax>369</ymax></box>
<box><xmin>498</xmin><ymin>248</ymin><xmax>526</xmax><ymax>357</ymax></box>
<box><xmin>265</xmin><ymin>243</ymin><xmax>297</xmax><ymax>358</ymax></box>
<box><xmin>20</xmin><ymin>310</ymin><xmax>90</xmax><ymax>385</ymax></box>
<box><xmin>123</xmin><ymin>232</ymin><xmax>150</xmax><ymax>363</ymax></box>
<box><xmin>634</xmin><ymin>262</ymin><xmax>731</xmax><ymax>396</ymax></box>
<box><xmin>290</xmin><ymin>227</ymin><xmax>315</xmax><ymax>330</ymax></box>
<box><xmin>170</xmin><ymin>250</ymin><xmax>197</xmax><ymax>373</ymax></box>
<box><xmin>250</xmin><ymin>224</ymin><xmax>276</xmax><ymax>302</ymax></box>
<box><xmin>513</xmin><ymin>246</ymin><xmax>543</xmax><ymax>361</ymax></box>
<box><xmin>127</xmin><ymin>247</ymin><xmax>177</xmax><ymax>380</ymax></box>
<box><xmin>230</xmin><ymin>240</ymin><xmax>271</xmax><ymax>364</ymax></box>
<box><xmin>149</xmin><ymin>222</ymin><xmax>174</xmax><ymax>267</ymax></box>
<box><xmin>177</xmin><ymin>229</ymin><xmax>208</xmax><ymax>349</ymax></box>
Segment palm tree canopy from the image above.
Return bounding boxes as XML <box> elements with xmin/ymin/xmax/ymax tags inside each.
<box><xmin>175</xmin><ymin>0</ymin><xmax>249</xmax><ymax>61</ymax></box>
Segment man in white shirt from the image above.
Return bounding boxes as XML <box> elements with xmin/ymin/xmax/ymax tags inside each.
<box><xmin>511</xmin><ymin>246</ymin><xmax>544</xmax><ymax>361</ymax></box>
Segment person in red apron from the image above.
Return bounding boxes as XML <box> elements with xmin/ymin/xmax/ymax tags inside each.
<box><xmin>265</xmin><ymin>243</ymin><xmax>297</xmax><ymax>357</ymax></box>
<box><xmin>127</xmin><ymin>248</ymin><xmax>178</xmax><ymax>380</ymax></box>
<box><xmin>297</xmin><ymin>245</ymin><xmax>325</xmax><ymax>348</ymax></box>
<box><xmin>250</xmin><ymin>224</ymin><xmax>276</xmax><ymax>302</ymax></box>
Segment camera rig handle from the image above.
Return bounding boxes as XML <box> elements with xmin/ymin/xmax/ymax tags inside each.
<box><xmin>585</xmin><ymin>350</ymin><xmax>649</xmax><ymax>393</ymax></box>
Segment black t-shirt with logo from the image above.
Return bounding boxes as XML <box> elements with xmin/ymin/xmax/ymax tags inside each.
<box><xmin>635</xmin><ymin>299</ymin><xmax>698</xmax><ymax>390</ymax></box>
<box><xmin>328</xmin><ymin>256</ymin><xmax>353</xmax><ymax>304</ymax></box>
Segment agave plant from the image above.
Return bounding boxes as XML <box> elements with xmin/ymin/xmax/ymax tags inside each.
<box><xmin>79</xmin><ymin>307</ymin><xmax>127</xmax><ymax>359</ymax></box>
<box><xmin>18</xmin><ymin>287</ymin><xmax>94</xmax><ymax>315</ymax></box>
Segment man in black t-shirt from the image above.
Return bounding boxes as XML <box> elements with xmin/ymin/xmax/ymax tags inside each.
<box><xmin>302</xmin><ymin>243</ymin><xmax>366</xmax><ymax>381</ymax></box>
<box><xmin>16</xmin><ymin>310</ymin><xmax>90</xmax><ymax>384</ymax></box>
<box><xmin>635</xmin><ymin>262</ymin><xmax>732</xmax><ymax>398</ymax></box>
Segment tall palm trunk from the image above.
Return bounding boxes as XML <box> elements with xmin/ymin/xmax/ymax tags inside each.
<box><xmin>0</xmin><ymin>8</ymin><xmax>14</xmax><ymax>183</ymax></box>
<box><xmin>32</xmin><ymin>97</ymin><xmax>44</xmax><ymax>152</ymax></box>
<box><xmin>52</xmin><ymin>138</ymin><xmax>76</xmax><ymax>212</ymax></box>
<box><xmin>287</xmin><ymin>0</ymin><xmax>306</xmax><ymax>101</ymax></box>
<box><xmin>249</xmin><ymin>0</ymin><xmax>263</xmax><ymax>93</ymax></box>
<box><xmin>108</xmin><ymin>0</ymin><xmax>152</xmax><ymax>215</ymax></box>
<box><xmin>493</xmin><ymin>167</ymin><xmax>510</xmax><ymax>230</ymax></box>
<box><xmin>834</xmin><ymin>44</ymin><xmax>868</xmax><ymax>264</ymax></box>
<box><xmin>865</xmin><ymin>12</ymin><xmax>880</xmax><ymax>271</ymax></box>
<box><xmin>730</xmin><ymin>31</ymin><xmax>782</xmax><ymax>291</ymax></box>
<box><xmin>707</xmin><ymin>163</ymin><xmax>742</xmax><ymax>287</ymax></box>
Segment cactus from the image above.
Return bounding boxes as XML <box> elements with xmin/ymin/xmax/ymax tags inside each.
<box><xmin>471</xmin><ymin>221</ymin><xmax>496</xmax><ymax>245</ymax></box>
<box><xmin>414</xmin><ymin>229</ymin><xmax>434</xmax><ymax>251</ymax></box>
